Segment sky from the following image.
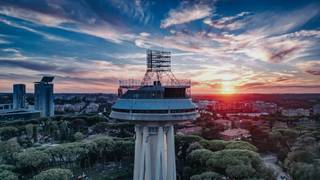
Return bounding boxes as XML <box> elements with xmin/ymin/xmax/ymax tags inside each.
<box><xmin>0</xmin><ymin>0</ymin><xmax>320</xmax><ymax>94</ymax></box>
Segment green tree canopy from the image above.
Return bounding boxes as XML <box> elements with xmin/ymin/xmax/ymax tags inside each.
<box><xmin>14</xmin><ymin>149</ymin><xmax>50</xmax><ymax>170</ymax></box>
<box><xmin>190</xmin><ymin>171</ymin><xmax>225</xmax><ymax>180</ymax></box>
<box><xmin>33</xmin><ymin>168</ymin><xmax>72</xmax><ymax>180</ymax></box>
<box><xmin>0</xmin><ymin>169</ymin><xmax>18</xmax><ymax>180</ymax></box>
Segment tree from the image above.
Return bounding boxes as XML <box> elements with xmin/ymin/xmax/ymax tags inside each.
<box><xmin>269</xmin><ymin>128</ymin><xmax>298</xmax><ymax>160</ymax></box>
<box><xmin>0</xmin><ymin>169</ymin><xmax>18</xmax><ymax>180</ymax></box>
<box><xmin>187</xmin><ymin>149</ymin><xmax>213</xmax><ymax>175</ymax></box>
<box><xmin>225</xmin><ymin>141</ymin><xmax>257</xmax><ymax>152</ymax></box>
<box><xmin>0</xmin><ymin>138</ymin><xmax>21</xmax><ymax>163</ymax></box>
<box><xmin>190</xmin><ymin>171</ymin><xmax>225</xmax><ymax>180</ymax></box>
<box><xmin>290</xmin><ymin>162</ymin><xmax>320</xmax><ymax>180</ymax></box>
<box><xmin>73</xmin><ymin>132</ymin><xmax>84</xmax><ymax>141</ymax></box>
<box><xmin>0</xmin><ymin>126</ymin><xmax>18</xmax><ymax>140</ymax></box>
<box><xmin>33</xmin><ymin>168</ymin><xmax>72</xmax><ymax>180</ymax></box>
<box><xmin>225</xmin><ymin>164</ymin><xmax>256</xmax><ymax>179</ymax></box>
<box><xmin>59</xmin><ymin>121</ymin><xmax>70</xmax><ymax>141</ymax></box>
<box><xmin>25</xmin><ymin>124</ymin><xmax>34</xmax><ymax>139</ymax></box>
<box><xmin>32</xmin><ymin>124</ymin><xmax>38</xmax><ymax>142</ymax></box>
<box><xmin>285</xmin><ymin>150</ymin><xmax>315</xmax><ymax>168</ymax></box>
<box><xmin>175</xmin><ymin>135</ymin><xmax>203</xmax><ymax>179</ymax></box>
<box><xmin>14</xmin><ymin>149</ymin><xmax>50</xmax><ymax>174</ymax></box>
<box><xmin>199</xmin><ymin>139</ymin><xmax>226</xmax><ymax>152</ymax></box>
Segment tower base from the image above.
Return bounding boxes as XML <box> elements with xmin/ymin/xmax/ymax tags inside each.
<box><xmin>133</xmin><ymin>124</ymin><xmax>176</xmax><ymax>180</ymax></box>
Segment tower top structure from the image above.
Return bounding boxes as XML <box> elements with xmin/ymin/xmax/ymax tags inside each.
<box><xmin>111</xmin><ymin>49</ymin><xmax>197</xmax><ymax>122</ymax></box>
<box><xmin>141</xmin><ymin>49</ymin><xmax>182</xmax><ymax>87</ymax></box>
<box><xmin>110</xmin><ymin>49</ymin><xmax>199</xmax><ymax>180</ymax></box>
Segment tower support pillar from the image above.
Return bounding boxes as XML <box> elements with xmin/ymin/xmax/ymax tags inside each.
<box><xmin>133</xmin><ymin>124</ymin><xmax>176</xmax><ymax>180</ymax></box>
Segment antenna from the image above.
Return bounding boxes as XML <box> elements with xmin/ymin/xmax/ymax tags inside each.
<box><xmin>142</xmin><ymin>49</ymin><xmax>180</xmax><ymax>86</ymax></box>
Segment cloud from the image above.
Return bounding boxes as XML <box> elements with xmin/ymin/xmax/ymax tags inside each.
<box><xmin>298</xmin><ymin>61</ymin><xmax>320</xmax><ymax>75</ymax></box>
<box><xmin>0</xmin><ymin>17</ymin><xmax>68</xmax><ymax>42</ymax></box>
<box><xmin>161</xmin><ymin>3</ymin><xmax>213</xmax><ymax>28</ymax></box>
<box><xmin>236</xmin><ymin>82</ymin><xmax>320</xmax><ymax>92</ymax></box>
<box><xmin>0</xmin><ymin>37</ymin><xmax>10</xmax><ymax>44</ymax></box>
<box><xmin>249</xmin><ymin>5</ymin><xmax>319</xmax><ymax>37</ymax></box>
<box><xmin>0</xmin><ymin>2</ymin><xmax>133</xmax><ymax>43</ymax></box>
<box><xmin>269</xmin><ymin>46</ymin><xmax>301</xmax><ymax>63</ymax></box>
<box><xmin>275</xmin><ymin>77</ymin><xmax>291</xmax><ymax>82</ymax></box>
<box><xmin>139</xmin><ymin>32</ymin><xmax>150</xmax><ymax>37</ymax></box>
<box><xmin>237</xmin><ymin>82</ymin><xmax>267</xmax><ymax>90</ymax></box>
<box><xmin>0</xmin><ymin>58</ymin><xmax>81</xmax><ymax>74</ymax></box>
<box><xmin>0</xmin><ymin>6</ymin><xmax>70</xmax><ymax>26</ymax></box>
<box><xmin>203</xmin><ymin>12</ymin><xmax>250</xmax><ymax>30</ymax></box>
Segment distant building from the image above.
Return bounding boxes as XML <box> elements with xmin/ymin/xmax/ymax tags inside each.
<box><xmin>213</xmin><ymin>119</ymin><xmax>232</xmax><ymax>129</ymax></box>
<box><xmin>281</xmin><ymin>108</ymin><xmax>310</xmax><ymax>117</ymax></box>
<box><xmin>252</xmin><ymin>101</ymin><xmax>278</xmax><ymax>114</ymax></box>
<box><xmin>84</xmin><ymin>103</ymin><xmax>99</xmax><ymax>113</ymax></box>
<box><xmin>34</xmin><ymin>76</ymin><xmax>55</xmax><ymax>117</ymax></box>
<box><xmin>313</xmin><ymin>104</ymin><xmax>320</xmax><ymax>115</ymax></box>
<box><xmin>0</xmin><ymin>109</ymin><xmax>41</xmax><ymax>121</ymax></box>
<box><xmin>177</xmin><ymin>126</ymin><xmax>202</xmax><ymax>135</ymax></box>
<box><xmin>55</xmin><ymin>102</ymin><xmax>85</xmax><ymax>113</ymax></box>
<box><xmin>0</xmin><ymin>104</ymin><xmax>13</xmax><ymax>112</ymax></box>
<box><xmin>197</xmin><ymin>100</ymin><xmax>216</xmax><ymax>109</ymax></box>
<box><xmin>13</xmin><ymin>84</ymin><xmax>26</xmax><ymax>109</ymax></box>
<box><xmin>220</xmin><ymin>128</ymin><xmax>251</xmax><ymax>141</ymax></box>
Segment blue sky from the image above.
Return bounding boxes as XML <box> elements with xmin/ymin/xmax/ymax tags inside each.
<box><xmin>0</xmin><ymin>0</ymin><xmax>319</xmax><ymax>93</ymax></box>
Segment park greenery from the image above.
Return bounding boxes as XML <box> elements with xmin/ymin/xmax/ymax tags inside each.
<box><xmin>0</xmin><ymin>113</ymin><xmax>319</xmax><ymax>179</ymax></box>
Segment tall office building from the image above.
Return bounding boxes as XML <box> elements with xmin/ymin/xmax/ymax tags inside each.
<box><xmin>13</xmin><ymin>84</ymin><xmax>26</xmax><ymax>109</ymax></box>
<box><xmin>34</xmin><ymin>76</ymin><xmax>55</xmax><ymax>117</ymax></box>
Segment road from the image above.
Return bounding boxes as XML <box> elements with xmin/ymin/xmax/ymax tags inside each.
<box><xmin>261</xmin><ymin>154</ymin><xmax>291</xmax><ymax>180</ymax></box>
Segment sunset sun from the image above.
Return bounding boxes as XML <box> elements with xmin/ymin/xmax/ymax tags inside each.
<box><xmin>221</xmin><ymin>82</ymin><xmax>236</xmax><ymax>94</ymax></box>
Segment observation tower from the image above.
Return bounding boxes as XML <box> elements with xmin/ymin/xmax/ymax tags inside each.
<box><xmin>110</xmin><ymin>49</ymin><xmax>199</xmax><ymax>180</ymax></box>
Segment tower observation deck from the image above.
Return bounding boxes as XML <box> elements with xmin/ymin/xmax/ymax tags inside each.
<box><xmin>110</xmin><ymin>49</ymin><xmax>199</xmax><ymax>180</ymax></box>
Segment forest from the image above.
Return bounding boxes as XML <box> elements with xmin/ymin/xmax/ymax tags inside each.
<box><xmin>0</xmin><ymin>114</ymin><xmax>319</xmax><ymax>179</ymax></box>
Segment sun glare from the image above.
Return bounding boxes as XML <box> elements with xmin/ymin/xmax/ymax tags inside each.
<box><xmin>221</xmin><ymin>82</ymin><xmax>236</xmax><ymax>94</ymax></box>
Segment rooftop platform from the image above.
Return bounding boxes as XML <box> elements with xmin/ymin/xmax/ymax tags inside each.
<box><xmin>110</xmin><ymin>98</ymin><xmax>199</xmax><ymax>121</ymax></box>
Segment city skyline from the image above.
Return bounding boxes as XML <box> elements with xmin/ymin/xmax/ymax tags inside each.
<box><xmin>0</xmin><ymin>0</ymin><xmax>320</xmax><ymax>94</ymax></box>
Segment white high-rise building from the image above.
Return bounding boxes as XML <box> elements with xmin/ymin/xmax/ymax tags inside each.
<box><xmin>110</xmin><ymin>50</ymin><xmax>199</xmax><ymax>180</ymax></box>
<box><xmin>34</xmin><ymin>76</ymin><xmax>55</xmax><ymax>117</ymax></box>
<box><xmin>13</xmin><ymin>84</ymin><xmax>26</xmax><ymax>109</ymax></box>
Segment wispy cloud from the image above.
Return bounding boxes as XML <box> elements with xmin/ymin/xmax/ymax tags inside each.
<box><xmin>0</xmin><ymin>6</ymin><xmax>70</xmax><ymax>26</ymax></box>
<box><xmin>203</xmin><ymin>12</ymin><xmax>250</xmax><ymax>30</ymax></box>
<box><xmin>298</xmin><ymin>61</ymin><xmax>320</xmax><ymax>75</ymax></box>
<box><xmin>0</xmin><ymin>17</ymin><xmax>68</xmax><ymax>42</ymax></box>
<box><xmin>161</xmin><ymin>3</ymin><xmax>213</xmax><ymax>28</ymax></box>
<box><xmin>0</xmin><ymin>2</ymin><xmax>134</xmax><ymax>43</ymax></box>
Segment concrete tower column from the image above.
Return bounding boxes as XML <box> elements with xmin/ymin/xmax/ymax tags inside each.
<box><xmin>167</xmin><ymin>125</ymin><xmax>176</xmax><ymax>180</ymax></box>
<box><xmin>133</xmin><ymin>126</ymin><xmax>142</xmax><ymax>180</ymax></box>
<box><xmin>133</xmin><ymin>124</ymin><xmax>176</xmax><ymax>180</ymax></box>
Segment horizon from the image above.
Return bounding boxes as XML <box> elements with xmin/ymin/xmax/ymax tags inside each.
<box><xmin>2</xmin><ymin>92</ymin><xmax>320</xmax><ymax>96</ymax></box>
<box><xmin>0</xmin><ymin>0</ymin><xmax>320</xmax><ymax>94</ymax></box>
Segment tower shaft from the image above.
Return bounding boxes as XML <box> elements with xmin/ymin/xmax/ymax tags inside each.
<box><xmin>133</xmin><ymin>124</ymin><xmax>176</xmax><ymax>180</ymax></box>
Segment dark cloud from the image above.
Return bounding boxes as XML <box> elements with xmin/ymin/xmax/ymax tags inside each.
<box><xmin>0</xmin><ymin>59</ymin><xmax>82</xmax><ymax>75</ymax></box>
<box><xmin>304</xmin><ymin>65</ymin><xmax>320</xmax><ymax>75</ymax></box>
<box><xmin>237</xmin><ymin>82</ymin><xmax>267</xmax><ymax>89</ymax></box>
<box><xmin>275</xmin><ymin>77</ymin><xmax>290</xmax><ymax>82</ymax></box>
<box><xmin>0</xmin><ymin>59</ymin><xmax>58</xmax><ymax>71</ymax></box>
<box><xmin>207</xmin><ymin>83</ymin><xmax>221</xmax><ymax>89</ymax></box>
<box><xmin>306</xmin><ymin>69</ymin><xmax>320</xmax><ymax>75</ymax></box>
<box><xmin>58</xmin><ymin>76</ymin><xmax>117</xmax><ymax>85</ymax></box>
<box><xmin>238</xmin><ymin>82</ymin><xmax>320</xmax><ymax>90</ymax></box>
<box><xmin>269</xmin><ymin>46</ymin><xmax>300</xmax><ymax>63</ymax></box>
<box><xmin>268</xmin><ymin>85</ymin><xmax>320</xmax><ymax>89</ymax></box>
